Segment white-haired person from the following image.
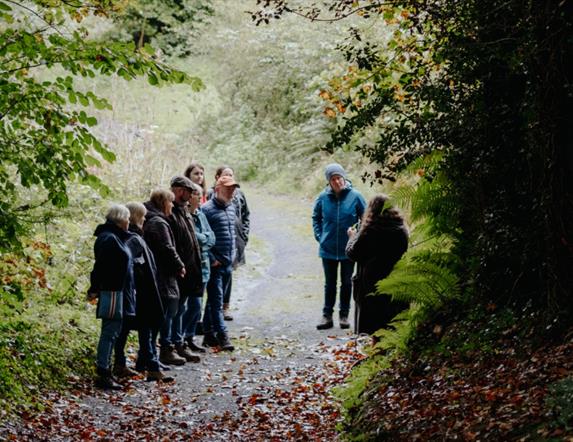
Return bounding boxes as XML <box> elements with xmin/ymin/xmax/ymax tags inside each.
<box><xmin>88</xmin><ymin>204</ymin><xmax>135</xmax><ymax>390</ymax></box>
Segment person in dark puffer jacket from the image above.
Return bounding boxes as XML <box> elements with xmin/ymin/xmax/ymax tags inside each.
<box><xmin>201</xmin><ymin>175</ymin><xmax>238</xmax><ymax>351</ymax></box>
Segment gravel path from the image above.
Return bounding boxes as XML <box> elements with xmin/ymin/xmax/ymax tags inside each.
<box><xmin>16</xmin><ymin>188</ymin><xmax>359</xmax><ymax>441</ymax></box>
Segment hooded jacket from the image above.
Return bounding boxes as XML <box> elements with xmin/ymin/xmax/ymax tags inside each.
<box><xmin>143</xmin><ymin>201</ymin><xmax>184</xmax><ymax>301</ymax></box>
<box><xmin>312</xmin><ymin>182</ymin><xmax>366</xmax><ymax>260</ymax></box>
<box><xmin>191</xmin><ymin>208</ymin><xmax>216</xmax><ymax>285</ymax></box>
<box><xmin>89</xmin><ymin>221</ymin><xmax>135</xmax><ymax>316</ymax></box>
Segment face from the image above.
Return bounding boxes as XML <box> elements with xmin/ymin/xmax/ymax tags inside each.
<box><xmin>189</xmin><ymin>167</ymin><xmax>204</xmax><ymax>185</ymax></box>
<box><xmin>174</xmin><ymin>187</ymin><xmax>192</xmax><ymax>204</ymax></box>
<box><xmin>119</xmin><ymin>219</ymin><xmax>129</xmax><ymax>231</ymax></box>
<box><xmin>221</xmin><ymin>168</ymin><xmax>234</xmax><ymax>178</ymax></box>
<box><xmin>134</xmin><ymin>211</ymin><xmax>146</xmax><ymax>228</ymax></box>
<box><xmin>163</xmin><ymin>199</ymin><xmax>174</xmax><ymax>216</ymax></box>
<box><xmin>217</xmin><ymin>184</ymin><xmax>236</xmax><ymax>202</ymax></box>
<box><xmin>329</xmin><ymin>174</ymin><xmax>346</xmax><ymax>194</ymax></box>
<box><xmin>189</xmin><ymin>190</ymin><xmax>201</xmax><ymax>209</ymax></box>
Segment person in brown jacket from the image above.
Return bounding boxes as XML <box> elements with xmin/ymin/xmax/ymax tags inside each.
<box><xmin>345</xmin><ymin>195</ymin><xmax>409</xmax><ymax>335</ymax></box>
<box><xmin>168</xmin><ymin>176</ymin><xmax>204</xmax><ymax>363</ymax></box>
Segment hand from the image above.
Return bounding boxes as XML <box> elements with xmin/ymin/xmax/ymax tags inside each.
<box><xmin>347</xmin><ymin>226</ymin><xmax>357</xmax><ymax>238</ymax></box>
<box><xmin>179</xmin><ymin>267</ymin><xmax>187</xmax><ymax>278</ymax></box>
<box><xmin>212</xmin><ymin>260</ymin><xmax>221</xmax><ymax>268</ymax></box>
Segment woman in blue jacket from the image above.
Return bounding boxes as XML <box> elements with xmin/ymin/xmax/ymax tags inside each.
<box><xmin>312</xmin><ymin>163</ymin><xmax>366</xmax><ymax>330</ymax></box>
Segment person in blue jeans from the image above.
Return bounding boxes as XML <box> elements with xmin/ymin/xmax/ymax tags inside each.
<box><xmin>88</xmin><ymin>204</ymin><xmax>134</xmax><ymax>390</ymax></box>
<box><xmin>201</xmin><ymin>175</ymin><xmax>239</xmax><ymax>351</ymax></box>
<box><xmin>181</xmin><ymin>182</ymin><xmax>215</xmax><ymax>352</ymax></box>
<box><xmin>312</xmin><ymin>163</ymin><xmax>366</xmax><ymax>330</ymax></box>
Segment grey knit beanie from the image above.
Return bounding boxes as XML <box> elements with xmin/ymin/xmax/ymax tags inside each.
<box><xmin>324</xmin><ymin>163</ymin><xmax>347</xmax><ymax>182</ymax></box>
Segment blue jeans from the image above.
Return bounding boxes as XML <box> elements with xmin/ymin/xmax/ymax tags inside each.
<box><xmin>137</xmin><ymin>326</ymin><xmax>160</xmax><ymax>372</ymax></box>
<box><xmin>183</xmin><ymin>284</ymin><xmax>205</xmax><ymax>340</ymax></box>
<box><xmin>204</xmin><ymin>264</ymin><xmax>232</xmax><ymax>335</ymax></box>
<box><xmin>322</xmin><ymin>258</ymin><xmax>354</xmax><ymax>318</ymax></box>
<box><xmin>159</xmin><ymin>297</ymin><xmax>180</xmax><ymax>347</ymax></box>
<box><xmin>96</xmin><ymin>318</ymin><xmax>122</xmax><ymax>370</ymax></box>
<box><xmin>113</xmin><ymin>316</ymin><xmax>136</xmax><ymax>367</ymax></box>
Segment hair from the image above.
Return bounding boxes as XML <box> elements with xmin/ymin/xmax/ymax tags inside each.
<box><xmin>184</xmin><ymin>161</ymin><xmax>207</xmax><ymax>193</ymax></box>
<box><xmin>214</xmin><ymin>165</ymin><xmax>232</xmax><ymax>180</ymax></box>
<box><xmin>189</xmin><ymin>181</ymin><xmax>203</xmax><ymax>196</ymax></box>
<box><xmin>361</xmin><ymin>194</ymin><xmax>403</xmax><ymax>230</ymax></box>
<box><xmin>105</xmin><ymin>204</ymin><xmax>130</xmax><ymax>227</ymax></box>
<box><xmin>125</xmin><ymin>202</ymin><xmax>147</xmax><ymax>225</ymax></box>
<box><xmin>149</xmin><ymin>188</ymin><xmax>174</xmax><ymax>211</ymax></box>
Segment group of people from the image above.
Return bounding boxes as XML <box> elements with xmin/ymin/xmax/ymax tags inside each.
<box><xmin>88</xmin><ymin>160</ymin><xmax>408</xmax><ymax>390</ymax></box>
<box><xmin>312</xmin><ymin>163</ymin><xmax>409</xmax><ymax>335</ymax></box>
<box><xmin>88</xmin><ymin>163</ymin><xmax>249</xmax><ymax>390</ymax></box>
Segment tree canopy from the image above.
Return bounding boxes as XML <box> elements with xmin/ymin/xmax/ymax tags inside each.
<box><xmin>255</xmin><ymin>0</ymin><xmax>573</xmax><ymax>321</ymax></box>
<box><xmin>0</xmin><ymin>0</ymin><xmax>203</xmax><ymax>249</ymax></box>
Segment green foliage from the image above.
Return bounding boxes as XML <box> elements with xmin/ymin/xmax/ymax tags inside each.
<box><xmin>546</xmin><ymin>377</ymin><xmax>573</xmax><ymax>431</ymax></box>
<box><xmin>256</xmin><ymin>0</ymin><xmax>573</xmax><ymax>317</ymax></box>
<box><xmin>0</xmin><ymin>0</ymin><xmax>203</xmax><ymax>250</ymax></box>
<box><xmin>111</xmin><ymin>0</ymin><xmax>213</xmax><ymax>57</ymax></box>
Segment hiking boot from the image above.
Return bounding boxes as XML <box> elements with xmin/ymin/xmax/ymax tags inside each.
<box><xmin>339</xmin><ymin>316</ymin><xmax>350</xmax><ymax>330</ymax></box>
<box><xmin>217</xmin><ymin>332</ymin><xmax>235</xmax><ymax>352</ymax></box>
<box><xmin>112</xmin><ymin>365</ymin><xmax>139</xmax><ymax>378</ymax></box>
<box><xmin>186</xmin><ymin>337</ymin><xmax>206</xmax><ymax>353</ymax></box>
<box><xmin>159</xmin><ymin>345</ymin><xmax>186</xmax><ymax>366</ymax></box>
<box><xmin>223</xmin><ymin>303</ymin><xmax>233</xmax><ymax>321</ymax></box>
<box><xmin>203</xmin><ymin>332</ymin><xmax>219</xmax><ymax>348</ymax></box>
<box><xmin>146</xmin><ymin>371</ymin><xmax>175</xmax><ymax>383</ymax></box>
<box><xmin>176</xmin><ymin>343</ymin><xmax>201</xmax><ymax>363</ymax></box>
<box><xmin>316</xmin><ymin>316</ymin><xmax>334</xmax><ymax>330</ymax></box>
<box><xmin>95</xmin><ymin>368</ymin><xmax>122</xmax><ymax>391</ymax></box>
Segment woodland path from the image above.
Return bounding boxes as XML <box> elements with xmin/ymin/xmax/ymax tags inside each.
<box><xmin>5</xmin><ymin>188</ymin><xmax>362</xmax><ymax>441</ymax></box>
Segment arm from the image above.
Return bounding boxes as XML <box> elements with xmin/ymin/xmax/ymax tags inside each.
<box><xmin>345</xmin><ymin>227</ymin><xmax>374</xmax><ymax>263</ymax></box>
<box><xmin>195</xmin><ymin>212</ymin><xmax>216</xmax><ymax>251</ymax></box>
<box><xmin>240</xmin><ymin>192</ymin><xmax>250</xmax><ymax>242</ymax></box>
<box><xmin>145</xmin><ymin>221</ymin><xmax>185</xmax><ymax>274</ymax></box>
<box><xmin>312</xmin><ymin>196</ymin><xmax>323</xmax><ymax>242</ymax></box>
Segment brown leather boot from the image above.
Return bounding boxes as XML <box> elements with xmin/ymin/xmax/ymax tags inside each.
<box><xmin>147</xmin><ymin>371</ymin><xmax>175</xmax><ymax>383</ymax></box>
<box><xmin>176</xmin><ymin>343</ymin><xmax>200</xmax><ymax>363</ymax></box>
<box><xmin>159</xmin><ymin>345</ymin><xmax>186</xmax><ymax>366</ymax></box>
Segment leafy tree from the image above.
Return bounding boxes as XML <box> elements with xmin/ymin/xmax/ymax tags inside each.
<box><xmin>112</xmin><ymin>0</ymin><xmax>213</xmax><ymax>56</ymax></box>
<box><xmin>0</xmin><ymin>0</ymin><xmax>203</xmax><ymax>249</ymax></box>
<box><xmin>254</xmin><ymin>0</ymin><xmax>573</xmax><ymax>322</ymax></box>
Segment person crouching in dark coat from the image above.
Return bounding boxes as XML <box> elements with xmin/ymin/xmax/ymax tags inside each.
<box><xmin>143</xmin><ymin>189</ymin><xmax>187</xmax><ymax>367</ymax></box>
<box><xmin>345</xmin><ymin>195</ymin><xmax>409</xmax><ymax>335</ymax></box>
<box><xmin>88</xmin><ymin>204</ymin><xmax>134</xmax><ymax>390</ymax></box>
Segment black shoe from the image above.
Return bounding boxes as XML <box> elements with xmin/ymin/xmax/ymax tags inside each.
<box><xmin>203</xmin><ymin>332</ymin><xmax>219</xmax><ymax>348</ymax></box>
<box><xmin>316</xmin><ymin>316</ymin><xmax>334</xmax><ymax>330</ymax></box>
<box><xmin>340</xmin><ymin>316</ymin><xmax>350</xmax><ymax>329</ymax></box>
<box><xmin>95</xmin><ymin>368</ymin><xmax>122</xmax><ymax>390</ymax></box>
<box><xmin>186</xmin><ymin>338</ymin><xmax>206</xmax><ymax>353</ymax></box>
<box><xmin>217</xmin><ymin>332</ymin><xmax>234</xmax><ymax>352</ymax></box>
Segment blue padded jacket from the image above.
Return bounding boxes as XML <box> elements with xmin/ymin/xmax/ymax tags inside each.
<box><xmin>312</xmin><ymin>182</ymin><xmax>366</xmax><ymax>260</ymax></box>
<box><xmin>202</xmin><ymin>197</ymin><xmax>236</xmax><ymax>267</ymax></box>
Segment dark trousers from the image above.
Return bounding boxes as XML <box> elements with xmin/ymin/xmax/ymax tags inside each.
<box><xmin>113</xmin><ymin>316</ymin><xmax>137</xmax><ymax>367</ymax></box>
<box><xmin>322</xmin><ymin>258</ymin><xmax>354</xmax><ymax>318</ymax></box>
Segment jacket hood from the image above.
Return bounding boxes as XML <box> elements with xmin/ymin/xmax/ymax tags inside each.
<box><xmin>94</xmin><ymin>220</ymin><xmax>129</xmax><ymax>239</ymax></box>
<box><xmin>144</xmin><ymin>201</ymin><xmax>168</xmax><ymax>222</ymax></box>
<box><xmin>325</xmin><ymin>179</ymin><xmax>353</xmax><ymax>196</ymax></box>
